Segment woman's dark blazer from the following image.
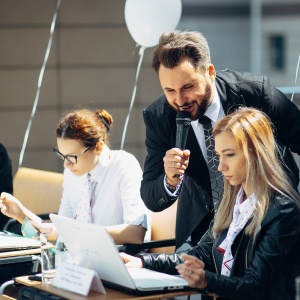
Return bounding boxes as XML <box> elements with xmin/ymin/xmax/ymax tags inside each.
<box><xmin>138</xmin><ymin>195</ymin><xmax>300</xmax><ymax>300</ymax></box>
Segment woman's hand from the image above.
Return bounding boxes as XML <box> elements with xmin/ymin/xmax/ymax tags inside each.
<box><xmin>0</xmin><ymin>192</ymin><xmax>26</xmax><ymax>223</ymax></box>
<box><xmin>176</xmin><ymin>254</ymin><xmax>207</xmax><ymax>290</ymax></box>
<box><xmin>40</xmin><ymin>223</ymin><xmax>58</xmax><ymax>242</ymax></box>
<box><xmin>119</xmin><ymin>252</ymin><xmax>143</xmax><ymax>268</ymax></box>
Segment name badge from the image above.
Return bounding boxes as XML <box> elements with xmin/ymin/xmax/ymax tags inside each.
<box><xmin>52</xmin><ymin>262</ymin><xmax>106</xmax><ymax>296</ymax></box>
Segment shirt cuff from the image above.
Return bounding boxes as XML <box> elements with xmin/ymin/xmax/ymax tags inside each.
<box><xmin>127</xmin><ymin>213</ymin><xmax>148</xmax><ymax>230</ymax></box>
<box><xmin>21</xmin><ymin>216</ymin><xmax>38</xmax><ymax>238</ymax></box>
<box><xmin>163</xmin><ymin>174</ymin><xmax>183</xmax><ymax>197</ymax></box>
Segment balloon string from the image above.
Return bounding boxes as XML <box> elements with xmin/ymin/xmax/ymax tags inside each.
<box><xmin>120</xmin><ymin>45</ymin><xmax>145</xmax><ymax>150</ymax></box>
<box><xmin>18</xmin><ymin>0</ymin><xmax>61</xmax><ymax>169</ymax></box>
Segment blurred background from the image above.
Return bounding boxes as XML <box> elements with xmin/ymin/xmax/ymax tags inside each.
<box><xmin>0</xmin><ymin>0</ymin><xmax>299</xmax><ymax>176</ymax></box>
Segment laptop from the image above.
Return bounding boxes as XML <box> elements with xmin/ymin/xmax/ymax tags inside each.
<box><xmin>49</xmin><ymin>214</ymin><xmax>190</xmax><ymax>295</ymax></box>
<box><xmin>0</xmin><ymin>232</ymin><xmax>41</xmax><ymax>252</ymax></box>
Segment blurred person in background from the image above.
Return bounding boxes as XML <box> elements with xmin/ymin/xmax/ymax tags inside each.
<box><xmin>0</xmin><ymin>143</ymin><xmax>15</xmax><ymax>232</ymax></box>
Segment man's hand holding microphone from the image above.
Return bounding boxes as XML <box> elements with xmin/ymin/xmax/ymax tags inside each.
<box><xmin>164</xmin><ymin>111</ymin><xmax>191</xmax><ymax>187</ymax></box>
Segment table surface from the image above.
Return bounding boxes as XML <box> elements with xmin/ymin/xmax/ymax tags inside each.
<box><xmin>15</xmin><ymin>276</ymin><xmax>198</xmax><ymax>300</ymax></box>
<box><xmin>0</xmin><ymin>248</ymin><xmax>40</xmax><ymax>259</ymax></box>
<box><xmin>0</xmin><ymin>295</ymin><xmax>15</xmax><ymax>300</ymax></box>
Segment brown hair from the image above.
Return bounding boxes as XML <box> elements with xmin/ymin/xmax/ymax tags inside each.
<box><xmin>152</xmin><ymin>30</ymin><xmax>211</xmax><ymax>73</ymax></box>
<box><xmin>56</xmin><ymin>108</ymin><xmax>113</xmax><ymax>147</ymax></box>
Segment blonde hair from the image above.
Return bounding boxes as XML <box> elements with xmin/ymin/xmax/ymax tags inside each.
<box><xmin>212</xmin><ymin>107</ymin><xmax>300</xmax><ymax>238</ymax></box>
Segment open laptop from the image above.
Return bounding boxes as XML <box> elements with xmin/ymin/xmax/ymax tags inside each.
<box><xmin>0</xmin><ymin>232</ymin><xmax>41</xmax><ymax>252</ymax></box>
<box><xmin>49</xmin><ymin>214</ymin><xmax>190</xmax><ymax>295</ymax></box>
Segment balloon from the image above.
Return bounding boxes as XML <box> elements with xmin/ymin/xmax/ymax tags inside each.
<box><xmin>125</xmin><ymin>0</ymin><xmax>182</xmax><ymax>48</ymax></box>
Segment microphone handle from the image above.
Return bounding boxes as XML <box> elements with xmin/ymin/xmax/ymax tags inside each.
<box><xmin>173</xmin><ymin>124</ymin><xmax>189</xmax><ymax>178</ymax></box>
<box><xmin>175</xmin><ymin>125</ymin><xmax>189</xmax><ymax>149</ymax></box>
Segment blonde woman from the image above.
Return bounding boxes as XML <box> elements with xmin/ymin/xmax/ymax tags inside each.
<box><xmin>120</xmin><ymin>108</ymin><xmax>300</xmax><ymax>300</ymax></box>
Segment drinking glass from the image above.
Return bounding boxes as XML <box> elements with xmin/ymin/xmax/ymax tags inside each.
<box><xmin>40</xmin><ymin>231</ymin><xmax>57</xmax><ymax>285</ymax></box>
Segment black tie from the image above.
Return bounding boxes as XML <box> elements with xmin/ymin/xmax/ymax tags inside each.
<box><xmin>199</xmin><ymin>115</ymin><xmax>223</xmax><ymax>213</ymax></box>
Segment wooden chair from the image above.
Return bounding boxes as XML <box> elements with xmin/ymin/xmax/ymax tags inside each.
<box><xmin>8</xmin><ymin>167</ymin><xmax>178</xmax><ymax>254</ymax></box>
<box><xmin>148</xmin><ymin>200</ymin><xmax>177</xmax><ymax>253</ymax></box>
<box><xmin>13</xmin><ymin>167</ymin><xmax>63</xmax><ymax>217</ymax></box>
<box><xmin>121</xmin><ymin>200</ymin><xmax>178</xmax><ymax>254</ymax></box>
<box><xmin>3</xmin><ymin>167</ymin><xmax>63</xmax><ymax>230</ymax></box>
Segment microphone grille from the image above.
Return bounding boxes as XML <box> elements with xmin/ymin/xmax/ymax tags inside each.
<box><xmin>176</xmin><ymin>111</ymin><xmax>191</xmax><ymax>124</ymax></box>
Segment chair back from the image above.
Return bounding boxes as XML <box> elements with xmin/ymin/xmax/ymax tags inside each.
<box><xmin>13</xmin><ymin>167</ymin><xmax>63</xmax><ymax>216</ymax></box>
<box><xmin>149</xmin><ymin>200</ymin><xmax>177</xmax><ymax>253</ymax></box>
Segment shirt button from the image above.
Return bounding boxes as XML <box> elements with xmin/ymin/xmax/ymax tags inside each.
<box><xmin>158</xmin><ymin>198</ymin><xmax>165</xmax><ymax>205</ymax></box>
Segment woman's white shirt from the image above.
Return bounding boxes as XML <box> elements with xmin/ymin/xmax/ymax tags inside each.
<box><xmin>58</xmin><ymin>145</ymin><xmax>148</xmax><ymax>229</ymax></box>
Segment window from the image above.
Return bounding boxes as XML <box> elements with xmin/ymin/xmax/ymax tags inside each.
<box><xmin>269</xmin><ymin>35</ymin><xmax>285</xmax><ymax>71</ymax></box>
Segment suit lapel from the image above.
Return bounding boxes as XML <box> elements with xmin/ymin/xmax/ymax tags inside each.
<box><xmin>216</xmin><ymin>73</ymin><xmax>246</xmax><ymax>115</ymax></box>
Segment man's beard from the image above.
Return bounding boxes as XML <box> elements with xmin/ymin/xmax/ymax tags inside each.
<box><xmin>170</xmin><ymin>83</ymin><xmax>213</xmax><ymax>120</ymax></box>
<box><xmin>193</xmin><ymin>84</ymin><xmax>212</xmax><ymax>120</ymax></box>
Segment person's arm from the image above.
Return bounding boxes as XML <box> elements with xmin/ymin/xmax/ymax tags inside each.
<box><xmin>116</xmin><ymin>153</ymin><xmax>148</xmax><ymax>244</ymax></box>
<box><xmin>134</xmin><ymin>222</ymin><xmax>215</xmax><ymax>275</ymax></box>
<box><xmin>0</xmin><ymin>192</ymin><xmax>50</xmax><ymax>237</ymax></box>
<box><xmin>141</xmin><ymin>108</ymin><xmax>189</xmax><ymax>212</ymax></box>
<box><xmin>106</xmin><ymin>223</ymin><xmax>146</xmax><ymax>245</ymax></box>
<box><xmin>0</xmin><ymin>192</ymin><xmax>41</xmax><ymax>226</ymax></box>
<box><xmin>201</xmin><ymin>197</ymin><xmax>300</xmax><ymax>300</ymax></box>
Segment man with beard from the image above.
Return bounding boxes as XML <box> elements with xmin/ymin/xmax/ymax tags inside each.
<box><xmin>141</xmin><ymin>30</ymin><xmax>300</xmax><ymax>250</ymax></box>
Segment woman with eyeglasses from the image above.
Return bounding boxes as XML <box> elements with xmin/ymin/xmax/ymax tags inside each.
<box><xmin>0</xmin><ymin>108</ymin><xmax>148</xmax><ymax>245</ymax></box>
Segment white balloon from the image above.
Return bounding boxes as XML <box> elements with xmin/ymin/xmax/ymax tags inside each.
<box><xmin>125</xmin><ymin>0</ymin><xmax>182</xmax><ymax>48</ymax></box>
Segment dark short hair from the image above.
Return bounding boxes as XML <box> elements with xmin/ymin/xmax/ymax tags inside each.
<box><xmin>152</xmin><ymin>30</ymin><xmax>211</xmax><ymax>73</ymax></box>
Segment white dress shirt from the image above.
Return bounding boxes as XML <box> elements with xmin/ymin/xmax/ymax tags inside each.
<box><xmin>191</xmin><ymin>86</ymin><xmax>225</xmax><ymax>163</ymax></box>
<box><xmin>58</xmin><ymin>145</ymin><xmax>148</xmax><ymax>229</ymax></box>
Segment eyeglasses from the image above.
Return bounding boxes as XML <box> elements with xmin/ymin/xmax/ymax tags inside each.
<box><xmin>53</xmin><ymin>145</ymin><xmax>93</xmax><ymax>165</ymax></box>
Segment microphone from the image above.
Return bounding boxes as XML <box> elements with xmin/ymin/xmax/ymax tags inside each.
<box><xmin>173</xmin><ymin>111</ymin><xmax>191</xmax><ymax>178</ymax></box>
<box><xmin>175</xmin><ymin>111</ymin><xmax>191</xmax><ymax>149</ymax></box>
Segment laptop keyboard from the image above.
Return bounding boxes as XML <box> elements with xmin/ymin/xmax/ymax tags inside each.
<box><xmin>128</xmin><ymin>268</ymin><xmax>188</xmax><ymax>288</ymax></box>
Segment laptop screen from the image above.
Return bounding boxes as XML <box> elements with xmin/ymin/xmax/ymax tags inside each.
<box><xmin>49</xmin><ymin>214</ymin><xmax>190</xmax><ymax>295</ymax></box>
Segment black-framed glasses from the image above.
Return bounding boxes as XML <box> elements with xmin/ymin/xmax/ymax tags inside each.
<box><xmin>53</xmin><ymin>145</ymin><xmax>93</xmax><ymax>165</ymax></box>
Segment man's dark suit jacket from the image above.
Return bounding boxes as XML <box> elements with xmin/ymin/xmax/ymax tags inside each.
<box><xmin>141</xmin><ymin>69</ymin><xmax>300</xmax><ymax>249</ymax></box>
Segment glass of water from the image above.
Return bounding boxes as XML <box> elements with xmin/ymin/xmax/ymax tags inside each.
<box><xmin>40</xmin><ymin>229</ymin><xmax>57</xmax><ymax>285</ymax></box>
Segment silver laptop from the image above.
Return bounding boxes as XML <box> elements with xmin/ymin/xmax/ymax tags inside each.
<box><xmin>49</xmin><ymin>214</ymin><xmax>190</xmax><ymax>295</ymax></box>
<box><xmin>0</xmin><ymin>232</ymin><xmax>41</xmax><ymax>252</ymax></box>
